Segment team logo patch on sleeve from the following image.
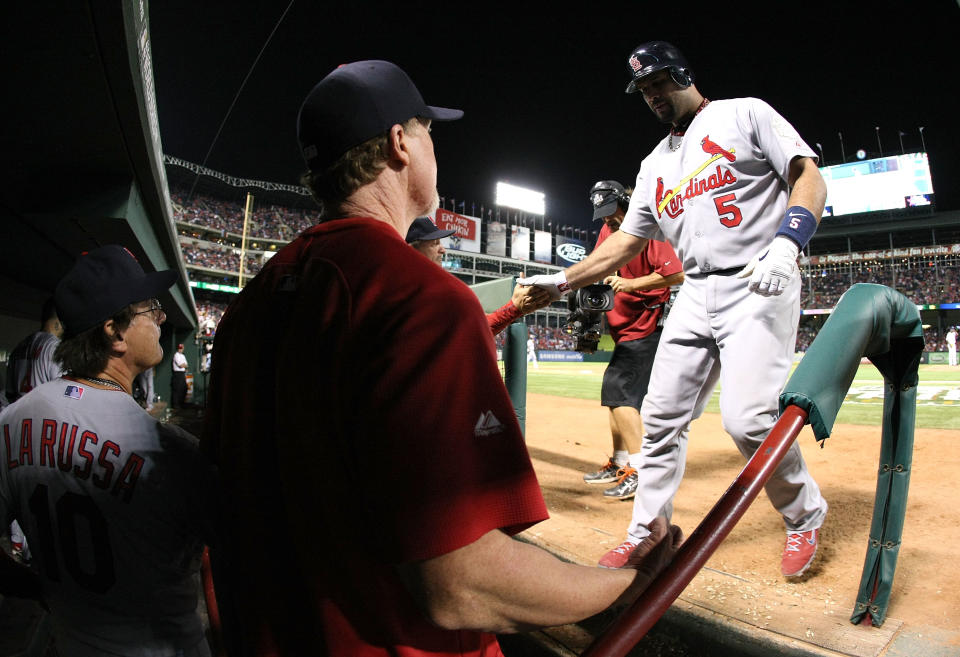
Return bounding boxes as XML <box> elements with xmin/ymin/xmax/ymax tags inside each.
<box><xmin>474</xmin><ymin>411</ymin><xmax>505</xmax><ymax>437</ymax></box>
<box><xmin>64</xmin><ymin>385</ymin><xmax>84</xmax><ymax>399</ymax></box>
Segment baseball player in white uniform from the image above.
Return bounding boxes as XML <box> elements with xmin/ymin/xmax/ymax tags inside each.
<box><xmin>4</xmin><ymin>299</ymin><xmax>64</xmax><ymax>406</ymax></box>
<box><xmin>521</xmin><ymin>41</ymin><xmax>828</xmax><ymax>578</ymax></box>
<box><xmin>947</xmin><ymin>327</ymin><xmax>957</xmax><ymax>366</ymax></box>
<box><xmin>4</xmin><ymin>299</ymin><xmax>65</xmax><ymax>564</ymax></box>
<box><xmin>0</xmin><ymin>245</ymin><xmax>217</xmax><ymax>656</ymax></box>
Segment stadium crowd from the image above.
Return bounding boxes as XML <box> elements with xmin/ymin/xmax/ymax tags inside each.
<box><xmin>181</xmin><ymin>243</ymin><xmax>263</xmax><ymax>277</ymax></box>
<box><xmin>802</xmin><ymin>260</ymin><xmax>959</xmax><ymax>308</ymax></box>
<box><xmin>171</xmin><ymin>189</ymin><xmax>314</xmax><ymax>242</ymax></box>
<box><xmin>175</xmin><ymin>187</ymin><xmax>959</xmax><ymax>355</ymax></box>
<box><xmin>196</xmin><ymin>300</ymin><xmax>229</xmax><ymax>334</ymax></box>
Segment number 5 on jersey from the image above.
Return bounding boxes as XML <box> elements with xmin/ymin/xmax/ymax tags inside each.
<box><xmin>714</xmin><ymin>193</ymin><xmax>743</xmax><ymax>227</ymax></box>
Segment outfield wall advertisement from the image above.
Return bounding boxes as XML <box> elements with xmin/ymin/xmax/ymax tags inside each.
<box><xmin>435</xmin><ymin>208</ymin><xmax>481</xmax><ymax>253</ymax></box>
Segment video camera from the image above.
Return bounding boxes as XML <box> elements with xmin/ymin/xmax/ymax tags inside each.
<box><xmin>563</xmin><ymin>283</ymin><xmax>615</xmax><ymax>353</ymax></box>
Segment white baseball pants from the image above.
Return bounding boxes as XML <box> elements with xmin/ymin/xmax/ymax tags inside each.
<box><xmin>626</xmin><ymin>272</ymin><xmax>828</xmax><ymax>541</ymax></box>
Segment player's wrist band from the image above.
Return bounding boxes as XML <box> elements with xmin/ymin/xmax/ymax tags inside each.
<box><xmin>555</xmin><ymin>271</ymin><xmax>571</xmax><ymax>293</ymax></box>
<box><xmin>776</xmin><ymin>206</ymin><xmax>817</xmax><ymax>248</ymax></box>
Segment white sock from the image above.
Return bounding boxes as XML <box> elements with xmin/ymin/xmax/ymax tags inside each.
<box><xmin>613</xmin><ymin>450</ymin><xmax>629</xmax><ymax>467</ymax></box>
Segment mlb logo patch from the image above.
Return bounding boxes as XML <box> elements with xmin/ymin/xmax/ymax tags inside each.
<box><xmin>64</xmin><ymin>385</ymin><xmax>84</xmax><ymax>400</ymax></box>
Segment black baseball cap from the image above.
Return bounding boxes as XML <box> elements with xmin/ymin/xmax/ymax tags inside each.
<box><xmin>297</xmin><ymin>60</ymin><xmax>463</xmax><ymax>172</ymax></box>
<box><xmin>590</xmin><ymin>180</ymin><xmax>629</xmax><ymax>221</ymax></box>
<box><xmin>55</xmin><ymin>245</ymin><xmax>177</xmax><ymax>338</ymax></box>
<box><xmin>405</xmin><ymin>217</ymin><xmax>455</xmax><ymax>243</ymax></box>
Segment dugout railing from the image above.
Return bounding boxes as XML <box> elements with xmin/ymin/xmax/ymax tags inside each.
<box><xmin>582</xmin><ymin>283</ymin><xmax>923</xmax><ymax>657</ymax></box>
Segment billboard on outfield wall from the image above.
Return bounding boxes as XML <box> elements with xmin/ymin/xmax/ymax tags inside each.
<box><xmin>538</xmin><ymin>351</ymin><xmax>584</xmax><ymax>362</ymax></box>
<box><xmin>819</xmin><ymin>152</ymin><xmax>934</xmax><ymax>217</ymax></box>
<box><xmin>534</xmin><ymin>230</ymin><xmax>552</xmax><ymax>264</ymax></box>
<box><xmin>555</xmin><ymin>236</ymin><xmax>588</xmax><ymax>267</ymax></box>
<box><xmin>800</xmin><ymin>242</ymin><xmax>960</xmax><ymax>266</ymax></box>
<box><xmin>487</xmin><ymin>221</ymin><xmax>507</xmax><ymax>256</ymax></box>
<box><xmin>511</xmin><ymin>226</ymin><xmax>531</xmax><ymax>261</ymax></box>
<box><xmin>434</xmin><ymin>208</ymin><xmax>481</xmax><ymax>253</ymax></box>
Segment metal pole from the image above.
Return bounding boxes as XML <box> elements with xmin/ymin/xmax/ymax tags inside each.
<box><xmin>582</xmin><ymin>406</ymin><xmax>809</xmax><ymax>657</ymax></box>
<box><xmin>239</xmin><ymin>193</ymin><xmax>254</xmax><ymax>288</ymax></box>
<box><xmin>848</xmin><ymin>237</ymin><xmax>854</xmax><ymax>287</ymax></box>
<box><xmin>889</xmin><ymin>232</ymin><xmax>896</xmax><ymax>289</ymax></box>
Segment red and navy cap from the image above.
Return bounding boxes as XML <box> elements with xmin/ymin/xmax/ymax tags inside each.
<box><xmin>297</xmin><ymin>60</ymin><xmax>463</xmax><ymax>172</ymax></box>
<box><xmin>55</xmin><ymin>245</ymin><xmax>177</xmax><ymax>338</ymax></box>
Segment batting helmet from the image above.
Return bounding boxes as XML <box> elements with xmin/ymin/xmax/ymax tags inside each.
<box><xmin>625</xmin><ymin>41</ymin><xmax>694</xmax><ymax>93</ymax></box>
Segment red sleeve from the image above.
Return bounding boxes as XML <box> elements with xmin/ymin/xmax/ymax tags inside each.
<box><xmin>487</xmin><ymin>301</ymin><xmax>521</xmax><ymax>336</ymax></box>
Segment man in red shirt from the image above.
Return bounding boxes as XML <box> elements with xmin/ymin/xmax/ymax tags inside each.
<box><xmin>202</xmin><ymin>61</ymin><xmax>681</xmax><ymax>657</ymax></box>
<box><xmin>406</xmin><ymin>215</ymin><xmax>551</xmax><ymax>335</ymax></box>
<box><xmin>581</xmin><ymin>181</ymin><xmax>684</xmax><ymax>509</ymax></box>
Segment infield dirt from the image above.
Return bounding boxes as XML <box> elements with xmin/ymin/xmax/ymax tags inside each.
<box><xmin>520</xmin><ymin>392</ymin><xmax>960</xmax><ymax>655</ymax></box>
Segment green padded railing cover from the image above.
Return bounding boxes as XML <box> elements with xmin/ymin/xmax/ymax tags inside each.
<box><xmin>779</xmin><ymin>283</ymin><xmax>924</xmax><ymax>627</ymax></box>
<box><xmin>469</xmin><ymin>277</ymin><xmax>527</xmax><ymax>435</ymax></box>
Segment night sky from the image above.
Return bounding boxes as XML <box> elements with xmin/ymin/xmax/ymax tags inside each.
<box><xmin>149</xmin><ymin>0</ymin><xmax>959</xmax><ymax>231</ymax></box>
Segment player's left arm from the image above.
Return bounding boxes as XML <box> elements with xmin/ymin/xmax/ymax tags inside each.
<box><xmin>739</xmin><ymin>155</ymin><xmax>827</xmax><ymax>296</ymax></box>
<box><xmin>785</xmin><ymin>155</ymin><xmax>827</xmax><ymax>224</ymax></box>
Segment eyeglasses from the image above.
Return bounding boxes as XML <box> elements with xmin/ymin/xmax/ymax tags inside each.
<box><xmin>134</xmin><ymin>299</ymin><xmax>166</xmax><ymax>324</ymax></box>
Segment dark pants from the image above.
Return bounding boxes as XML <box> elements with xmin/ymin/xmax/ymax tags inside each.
<box><xmin>600</xmin><ymin>329</ymin><xmax>663</xmax><ymax>412</ymax></box>
<box><xmin>172</xmin><ymin>371</ymin><xmax>187</xmax><ymax>408</ymax></box>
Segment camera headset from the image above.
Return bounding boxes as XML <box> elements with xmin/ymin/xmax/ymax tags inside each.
<box><xmin>590</xmin><ymin>180</ymin><xmax>631</xmax><ymax>222</ymax></box>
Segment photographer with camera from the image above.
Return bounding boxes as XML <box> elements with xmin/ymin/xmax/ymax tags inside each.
<box><xmin>580</xmin><ymin>181</ymin><xmax>683</xmax><ymax>501</ymax></box>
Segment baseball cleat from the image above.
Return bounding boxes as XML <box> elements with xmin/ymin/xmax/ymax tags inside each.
<box><xmin>603</xmin><ymin>467</ymin><xmax>638</xmax><ymax>500</ymax></box>
<box><xmin>781</xmin><ymin>528</ymin><xmax>819</xmax><ymax>577</ymax></box>
<box><xmin>583</xmin><ymin>459</ymin><xmax>622</xmax><ymax>485</ymax></box>
<box><xmin>598</xmin><ymin>540</ymin><xmax>641</xmax><ymax>569</ymax></box>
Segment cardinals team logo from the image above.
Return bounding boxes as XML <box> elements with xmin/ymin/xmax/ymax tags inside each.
<box><xmin>656</xmin><ymin>177</ymin><xmax>682</xmax><ymax>220</ymax></box>
<box><xmin>628</xmin><ymin>54</ymin><xmax>645</xmax><ymax>74</ymax></box>
<box><xmin>656</xmin><ymin>136</ymin><xmax>739</xmax><ymax>219</ymax></box>
<box><xmin>700</xmin><ymin>135</ymin><xmax>736</xmax><ymax>162</ymax></box>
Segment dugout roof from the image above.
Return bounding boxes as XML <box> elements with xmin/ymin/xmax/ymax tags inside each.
<box><xmin>0</xmin><ymin>0</ymin><xmax>196</xmax><ymax>330</ymax></box>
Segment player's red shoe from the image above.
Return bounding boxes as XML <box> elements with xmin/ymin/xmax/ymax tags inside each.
<box><xmin>781</xmin><ymin>529</ymin><xmax>819</xmax><ymax>577</ymax></box>
<box><xmin>598</xmin><ymin>540</ymin><xmax>640</xmax><ymax>569</ymax></box>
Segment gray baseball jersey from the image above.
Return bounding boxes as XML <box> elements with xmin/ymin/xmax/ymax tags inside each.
<box><xmin>0</xmin><ymin>378</ymin><xmax>217</xmax><ymax>656</ymax></box>
<box><xmin>5</xmin><ymin>331</ymin><xmax>63</xmax><ymax>404</ymax></box>
<box><xmin>614</xmin><ymin>96</ymin><xmax>828</xmax><ymax>542</ymax></box>
<box><xmin>620</xmin><ymin>97</ymin><xmax>816</xmax><ymax>275</ymax></box>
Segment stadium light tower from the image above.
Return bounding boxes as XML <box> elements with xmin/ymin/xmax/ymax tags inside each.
<box><xmin>495</xmin><ymin>181</ymin><xmax>545</xmax><ymax>216</ymax></box>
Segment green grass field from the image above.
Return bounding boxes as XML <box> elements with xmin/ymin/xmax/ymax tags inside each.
<box><xmin>526</xmin><ymin>362</ymin><xmax>960</xmax><ymax>430</ymax></box>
